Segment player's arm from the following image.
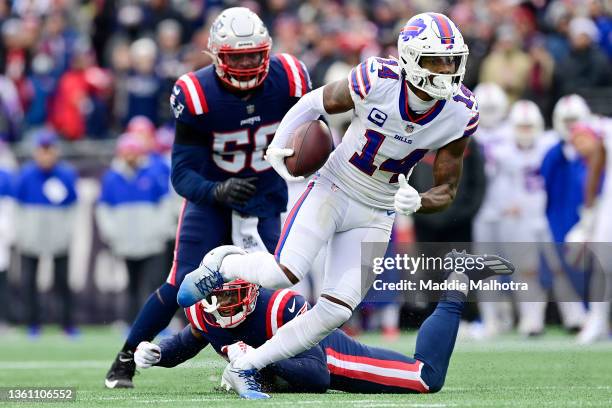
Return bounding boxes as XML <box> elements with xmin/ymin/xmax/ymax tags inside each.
<box><xmin>584</xmin><ymin>142</ymin><xmax>605</xmax><ymax>208</ymax></box>
<box><xmin>266</xmin><ymin>79</ymin><xmax>354</xmax><ymax>181</ymax></box>
<box><xmin>134</xmin><ymin>325</ymin><xmax>209</xmax><ymax>369</ymax></box>
<box><xmin>171</xmin><ymin>122</ymin><xmax>257</xmax><ymax>207</ymax></box>
<box><xmin>418</xmin><ymin>136</ymin><xmax>469</xmax><ymax>213</ymax></box>
<box><xmin>566</xmin><ymin>136</ymin><xmax>605</xmax><ymax>242</ymax></box>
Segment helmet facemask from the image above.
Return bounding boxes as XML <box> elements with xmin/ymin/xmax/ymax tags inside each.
<box><xmin>201</xmin><ymin>280</ymin><xmax>259</xmax><ymax>328</ymax></box>
<box><xmin>213</xmin><ymin>45</ymin><xmax>271</xmax><ymax>90</ymax></box>
<box><xmin>399</xmin><ymin>47</ymin><xmax>468</xmax><ymax>100</ymax></box>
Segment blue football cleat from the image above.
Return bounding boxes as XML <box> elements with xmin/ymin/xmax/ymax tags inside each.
<box><xmin>445</xmin><ymin>249</ymin><xmax>515</xmax><ymax>282</ymax></box>
<box><xmin>221</xmin><ymin>363</ymin><xmax>270</xmax><ymax>400</ymax></box>
<box><xmin>177</xmin><ymin>245</ymin><xmax>246</xmax><ymax>307</ymax></box>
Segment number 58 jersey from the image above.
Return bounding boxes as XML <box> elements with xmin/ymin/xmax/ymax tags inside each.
<box><xmin>319</xmin><ymin>57</ymin><xmax>479</xmax><ymax>210</ymax></box>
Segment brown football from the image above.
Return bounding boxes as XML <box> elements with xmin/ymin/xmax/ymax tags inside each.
<box><xmin>285</xmin><ymin>120</ymin><xmax>333</xmax><ymax>177</ymax></box>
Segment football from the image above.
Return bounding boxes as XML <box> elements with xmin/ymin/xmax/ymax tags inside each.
<box><xmin>285</xmin><ymin>120</ymin><xmax>333</xmax><ymax>177</ymax></box>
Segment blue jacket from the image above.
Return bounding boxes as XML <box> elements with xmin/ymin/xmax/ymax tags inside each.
<box><xmin>14</xmin><ymin>161</ymin><xmax>78</xmax><ymax>255</ymax></box>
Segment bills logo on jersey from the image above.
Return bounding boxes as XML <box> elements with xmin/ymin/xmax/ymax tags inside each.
<box><xmin>399</xmin><ymin>18</ymin><xmax>427</xmax><ymax>42</ymax></box>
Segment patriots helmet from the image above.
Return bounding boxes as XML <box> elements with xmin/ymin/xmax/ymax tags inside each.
<box><xmin>397</xmin><ymin>12</ymin><xmax>469</xmax><ymax>100</ymax></box>
<box><xmin>553</xmin><ymin>94</ymin><xmax>592</xmax><ymax>141</ymax></box>
<box><xmin>509</xmin><ymin>100</ymin><xmax>544</xmax><ymax>149</ymax></box>
<box><xmin>208</xmin><ymin>7</ymin><xmax>272</xmax><ymax>90</ymax></box>
<box><xmin>201</xmin><ymin>279</ymin><xmax>259</xmax><ymax>328</ymax></box>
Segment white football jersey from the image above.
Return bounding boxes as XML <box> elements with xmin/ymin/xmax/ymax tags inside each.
<box><xmin>592</xmin><ymin>116</ymin><xmax>612</xmax><ymax>241</ymax></box>
<box><xmin>473</xmin><ymin>124</ymin><xmax>511</xmax><ymax>221</ymax></box>
<box><xmin>319</xmin><ymin>57</ymin><xmax>479</xmax><ymax>210</ymax></box>
<box><xmin>488</xmin><ymin>134</ymin><xmax>556</xmax><ymax>239</ymax></box>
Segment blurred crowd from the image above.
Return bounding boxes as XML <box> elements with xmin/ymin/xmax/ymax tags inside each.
<box><xmin>0</xmin><ymin>0</ymin><xmax>610</xmax><ymax>341</ymax></box>
<box><xmin>0</xmin><ymin>0</ymin><xmax>611</xmax><ymax>143</ymax></box>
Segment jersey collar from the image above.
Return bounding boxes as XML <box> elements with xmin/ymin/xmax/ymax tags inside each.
<box><xmin>399</xmin><ymin>81</ymin><xmax>446</xmax><ymax>126</ymax></box>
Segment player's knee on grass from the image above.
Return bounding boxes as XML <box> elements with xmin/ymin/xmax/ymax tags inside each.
<box><xmin>420</xmin><ymin>363</ymin><xmax>445</xmax><ymax>393</ymax></box>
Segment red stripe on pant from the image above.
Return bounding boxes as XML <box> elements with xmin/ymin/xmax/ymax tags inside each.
<box><xmin>167</xmin><ymin>200</ymin><xmax>187</xmax><ymax>286</ymax></box>
<box><xmin>274</xmin><ymin>182</ymin><xmax>314</xmax><ymax>261</ymax></box>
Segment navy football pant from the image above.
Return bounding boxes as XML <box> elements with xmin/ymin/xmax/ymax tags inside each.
<box><xmin>319</xmin><ymin>293</ymin><xmax>465</xmax><ymax>394</ymax></box>
<box><xmin>125</xmin><ymin>201</ymin><xmax>280</xmax><ymax>351</ymax></box>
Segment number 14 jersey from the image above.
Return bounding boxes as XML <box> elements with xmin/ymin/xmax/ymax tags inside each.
<box><xmin>319</xmin><ymin>57</ymin><xmax>479</xmax><ymax>210</ymax></box>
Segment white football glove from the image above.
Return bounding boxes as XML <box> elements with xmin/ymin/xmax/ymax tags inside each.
<box><xmin>565</xmin><ymin>206</ymin><xmax>596</xmax><ymax>243</ymax></box>
<box><xmin>134</xmin><ymin>341</ymin><xmax>161</xmax><ymax>369</ymax></box>
<box><xmin>221</xmin><ymin>341</ymin><xmax>254</xmax><ymax>363</ymax></box>
<box><xmin>394</xmin><ymin>172</ymin><xmax>421</xmax><ymax>215</ymax></box>
<box><xmin>264</xmin><ymin>147</ymin><xmax>304</xmax><ymax>182</ymax></box>
<box><xmin>565</xmin><ymin>206</ymin><xmax>596</xmax><ymax>267</ymax></box>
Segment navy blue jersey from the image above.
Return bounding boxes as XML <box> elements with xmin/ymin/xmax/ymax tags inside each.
<box><xmin>170</xmin><ymin>54</ymin><xmax>311</xmax><ymax>217</ymax></box>
<box><xmin>184</xmin><ymin>287</ymin><xmax>308</xmax><ymax>355</ymax></box>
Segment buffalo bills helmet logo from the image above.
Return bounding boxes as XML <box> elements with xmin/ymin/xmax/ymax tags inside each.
<box><xmin>399</xmin><ymin>18</ymin><xmax>427</xmax><ymax>42</ymax></box>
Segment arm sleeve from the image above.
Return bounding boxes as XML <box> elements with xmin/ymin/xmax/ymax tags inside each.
<box><xmin>268</xmin><ymin>86</ymin><xmax>326</xmax><ymax>150</ymax></box>
<box><xmin>267</xmin><ymin>345</ymin><xmax>330</xmax><ymax>393</ymax></box>
<box><xmin>170</xmin><ymin>121</ymin><xmax>218</xmax><ymax>205</ymax></box>
<box><xmin>156</xmin><ymin>325</ymin><xmax>209</xmax><ymax>368</ymax></box>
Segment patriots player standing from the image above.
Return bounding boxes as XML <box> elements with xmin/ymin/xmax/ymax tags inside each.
<box><xmin>178</xmin><ymin>13</ymin><xmax>485</xmax><ymax>398</ymax></box>
<box><xmin>105</xmin><ymin>7</ymin><xmax>311</xmax><ymax>388</ymax></box>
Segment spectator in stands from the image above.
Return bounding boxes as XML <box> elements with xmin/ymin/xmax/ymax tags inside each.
<box><xmin>13</xmin><ymin>129</ymin><xmax>78</xmax><ymax>337</ymax></box>
<box><xmin>480</xmin><ymin>25</ymin><xmax>532</xmax><ymax>103</ymax></box>
<box><xmin>0</xmin><ymin>74</ymin><xmax>22</xmax><ymax>142</ymax></box>
<box><xmin>126</xmin><ymin>115</ymin><xmax>170</xmax><ymax>192</ymax></box>
<box><xmin>0</xmin><ymin>18</ymin><xmax>31</xmax><ymax>110</ymax></box>
<box><xmin>24</xmin><ymin>53</ymin><xmax>56</xmax><ymax>128</ymax></box>
<box><xmin>96</xmin><ymin>133</ymin><xmax>171</xmax><ymax>322</ymax></box>
<box><xmin>49</xmin><ymin>40</ymin><xmax>113</xmax><ymax>140</ymax></box>
<box><xmin>155</xmin><ymin>19</ymin><xmax>185</xmax><ymax>124</ymax></box>
<box><xmin>552</xmin><ymin>16</ymin><xmax>611</xmax><ymax>102</ymax></box>
<box><xmin>124</xmin><ymin>38</ymin><xmax>162</xmax><ymax>126</ymax></box>
<box><xmin>38</xmin><ymin>11</ymin><xmax>79</xmax><ymax>79</ymax></box>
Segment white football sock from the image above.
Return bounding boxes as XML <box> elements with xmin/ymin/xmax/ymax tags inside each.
<box><xmin>220</xmin><ymin>252</ymin><xmax>294</xmax><ymax>289</ymax></box>
<box><xmin>234</xmin><ymin>297</ymin><xmax>352</xmax><ymax>370</ymax></box>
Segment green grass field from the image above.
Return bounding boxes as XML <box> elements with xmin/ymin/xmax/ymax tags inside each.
<box><xmin>0</xmin><ymin>327</ymin><xmax>611</xmax><ymax>407</ymax></box>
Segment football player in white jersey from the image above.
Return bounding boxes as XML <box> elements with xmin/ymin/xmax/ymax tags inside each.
<box><xmin>469</xmin><ymin>83</ymin><xmax>513</xmax><ymax>338</ymax></box>
<box><xmin>542</xmin><ymin>95</ymin><xmax>592</xmax><ymax>332</ymax></box>
<box><xmin>490</xmin><ymin>100</ymin><xmax>555</xmax><ymax>335</ymax></box>
<box><xmin>176</xmin><ymin>13</ymin><xmax>515</xmax><ymax>399</ymax></box>
<box><xmin>566</xmin><ymin>118</ymin><xmax>612</xmax><ymax>344</ymax></box>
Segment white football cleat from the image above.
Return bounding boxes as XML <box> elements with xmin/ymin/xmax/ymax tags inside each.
<box><xmin>221</xmin><ymin>362</ymin><xmax>270</xmax><ymax>400</ymax></box>
<box><xmin>577</xmin><ymin>310</ymin><xmax>610</xmax><ymax>344</ymax></box>
<box><xmin>177</xmin><ymin>245</ymin><xmax>246</xmax><ymax>307</ymax></box>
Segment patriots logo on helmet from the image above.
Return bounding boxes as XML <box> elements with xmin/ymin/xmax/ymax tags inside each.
<box><xmin>399</xmin><ymin>18</ymin><xmax>427</xmax><ymax>42</ymax></box>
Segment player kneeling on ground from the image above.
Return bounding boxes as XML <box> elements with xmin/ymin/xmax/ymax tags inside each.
<box><xmin>135</xmin><ymin>250</ymin><xmax>513</xmax><ymax>398</ymax></box>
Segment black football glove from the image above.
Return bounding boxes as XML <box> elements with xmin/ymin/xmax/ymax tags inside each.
<box><xmin>213</xmin><ymin>177</ymin><xmax>257</xmax><ymax>207</ymax></box>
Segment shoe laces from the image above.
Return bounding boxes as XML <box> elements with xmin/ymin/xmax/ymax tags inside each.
<box><xmin>237</xmin><ymin>369</ymin><xmax>263</xmax><ymax>391</ymax></box>
<box><xmin>194</xmin><ymin>266</ymin><xmax>224</xmax><ymax>295</ymax></box>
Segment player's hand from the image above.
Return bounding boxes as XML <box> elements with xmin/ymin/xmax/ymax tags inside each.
<box><xmin>213</xmin><ymin>177</ymin><xmax>257</xmax><ymax>207</ymax></box>
<box><xmin>221</xmin><ymin>341</ymin><xmax>254</xmax><ymax>363</ymax></box>
<box><xmin>134</xmin><ymin>342</ymin><xmax>161</xmax><ymax>369</ymax></box>
<box><xmin>394</xmin><ymin>172</ymin><xmax>421</xmax><ymax>215</ymax></box>
<box><xmin>265</xmin><ymin>147</ymin><xmax>305</xmax><ymax>182</ymax></box>
<box><xmin>565</xmin><ymin>206</ymin><xmax>595</xmax><ymax>243</ymax></box>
